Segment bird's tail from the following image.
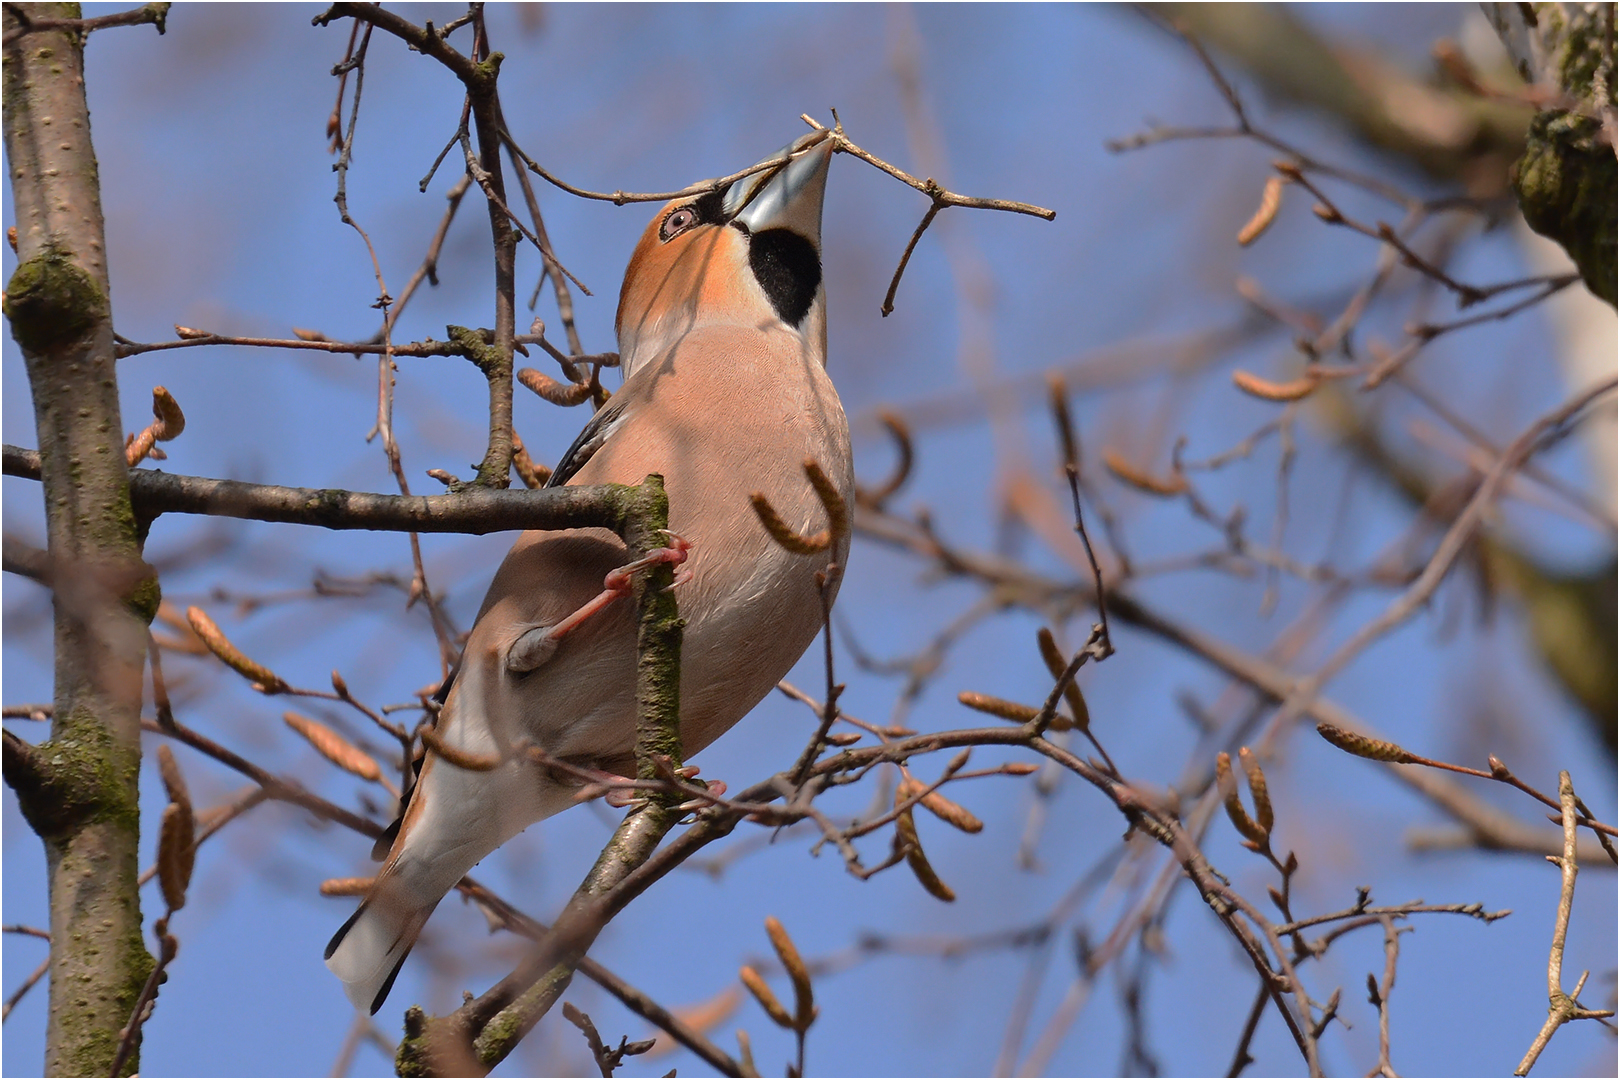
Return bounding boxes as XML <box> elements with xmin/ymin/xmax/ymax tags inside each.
<box><xmin>324</xmin><ymin>864</ymin><xmax>440</xmax><ymax>1015</ymax></box>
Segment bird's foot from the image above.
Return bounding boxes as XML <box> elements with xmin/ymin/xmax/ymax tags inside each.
<box><xmin>603</xmin><ymin>530</ymin><xmax>693</xmax><ymax>593</ymax></box>
<box><xmin>507</xmin><ymin>535</ymin><xmax>693</xmax><ymax>673</ymax></box>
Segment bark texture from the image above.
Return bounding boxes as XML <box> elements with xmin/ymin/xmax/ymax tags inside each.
<box><xmin>1486</xmin><ymin>2</ymin><xmax>1618</xmax><ymax>305</ymax></box>
<box><xmin>2</xmin><ymin>4</ymin><xmax>155</xmax><ymax>1074</ymax></box>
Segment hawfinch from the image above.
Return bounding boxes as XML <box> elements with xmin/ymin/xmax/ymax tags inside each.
<box><xmin>326</xmin><ymin>134</ymin><xmax>852</xmax><ymax>1014</ymax></box>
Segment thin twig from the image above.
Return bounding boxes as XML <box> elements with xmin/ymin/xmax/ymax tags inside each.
<box><xmin>1257</xmin><ymin>377</ymin><xmax>1618</xmax><ymax>753</ymax></box>
<box><xmin>380</xmin><ymin>174</ymin><xmax>472</xmax><ymax>339</ymax></box>
<box><xmin>1514</xmin><ymin>773</ymin><xmax>1615</xmax><ymax>1075</ymax></box>
<box><xmin>109</xmin><ymin>916</ymin><xmax>177</xmax><ymax>1076</ymax></box>
<box><xmin>1367</xmin><ymin>916</ymin><xmax>1403</xmax><ymax>1077</ymax></box>
<box><xmin>1</xmin><ymin>0</ymin><xmax>168</xmax><ymax>45</ymax></box>
<box><xmin>1</xmin><ymin>956</ymin><xmax>50</xmax><ymax>1022</ymax></box>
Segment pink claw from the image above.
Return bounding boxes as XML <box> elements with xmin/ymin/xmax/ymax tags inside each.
<box><xmin>539</xmin><ymin>536</ymin><xmax>695</xmax><ymax>648</ymax></box>
<box><xmin>603</xmin><ymin>531</ymin><xmax>691</xmax><ymax>592</ymax></box>
<box><xmin>661</xmin><ymin>531</ymin><xmax>695</xmax><ymax>590</ymax></box>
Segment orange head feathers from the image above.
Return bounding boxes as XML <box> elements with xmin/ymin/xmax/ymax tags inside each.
<box><xmin>616</xmin><ymin>132</ymin><xmax>832</xmax><ymax>376</ymax></box>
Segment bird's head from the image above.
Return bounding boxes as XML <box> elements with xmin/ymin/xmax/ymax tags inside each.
<box><xmin>616</xmin><ymin>132</ymin><xmax>833</xmax><ymax>375</ymax></box>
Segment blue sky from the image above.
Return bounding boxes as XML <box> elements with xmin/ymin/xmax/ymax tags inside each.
<box><xmin>4</xmin><ymin>4</ymin><xmax>1614</xmax><ymax>1076</ymax></box>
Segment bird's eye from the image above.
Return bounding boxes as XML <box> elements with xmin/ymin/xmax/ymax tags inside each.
<box><xmin>659</xmin><ymin>206</ymin><xmax>698</xmax><ymax>242</ymax></box>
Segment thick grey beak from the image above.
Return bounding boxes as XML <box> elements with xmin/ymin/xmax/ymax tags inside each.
<box><xmin>724</xmin><ymin>132</ymin><xmax>833</xmax><ymax>246</ymax></box>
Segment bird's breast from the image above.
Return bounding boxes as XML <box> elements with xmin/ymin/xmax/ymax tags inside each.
<box><xmin>571</xmin><ymin>322</ymin><xmax>853</xmax><ymax>752</ymax></box>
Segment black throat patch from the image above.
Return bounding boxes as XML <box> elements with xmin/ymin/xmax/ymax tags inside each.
<box><xmin>746</xmin><ymin>227</ymin><xmax>821</xmax><ymax>327</ymax></box>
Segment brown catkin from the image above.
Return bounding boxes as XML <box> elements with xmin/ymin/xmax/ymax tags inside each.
<box><xmin>957</xmin><ymin>691</ymin><xmax>1039</xmax><ymax>723</ymax></box>
<box><xmin>1231</xmin><ymin>369</ymin><xmax>1319</xmax><ymax>402</ymax></box>
<box><xmin>895</xmin><ymin>787</ymin><xmax>956</xmax><ymax>902</ymax></box>
<box><xmin>1216</xmin><ymin>751</ymin><xmax>1268</xmax><ymax>846</ymax></box>
<box><xmin>419</xmin><ymin>727</ymin><xmax>502</xmax><ymax>771</ymax></box>
<box><xmin>1035</xmin><ymin>628</ymin><xmax>1089</xmax><ymax>732</ymax></box>
<box><xmin>899</xmin><ymin>778</ymin><xmax>984</xmax><ymax>834</ymax></box>
<box><xmin>1315</xmin><ymin>722</ymin><xmax>1415</xmax><ymax>764</ymax></box>
<box><xmin>157</xmin><ymin>802</ymin><xmax>195</xmax><ymax>912</ymax></box>
<box><xmin>1238</xmin><ymin>746</ymin><xmax>1274</xmax><ymax>835</ymax></box>
<box><xmin>284</xmin><ymin>712</ymin><xmax>382</xmax><ymax>782</ymax></box>
<box><xmin>185</xmin><ymin>606</ymin><xmax>288</xmax><ymax>692</ymax></box>
<box><xmin>764</xmin><ymin>917</ymin><xmax>815</xmax><ymax>1031</ymax></box>
<box><xmin>319</xmin><ymin>876</ymin><xmax>376</xmax><ymax>897</ymax></box>
<box><xmin>1236</xmin><ymin>175</ymin><xmax>1284</xmax><ymax>246</ymax></box>
<box><xmin>739</xmin><ymin>966</ymin><xmax>794</xmax><ymax>1030</ymax></box>
<box><xmin>1102</xmin><ymin>450</ymin><xmax>1187</xmax><ymax>496</ymax></box>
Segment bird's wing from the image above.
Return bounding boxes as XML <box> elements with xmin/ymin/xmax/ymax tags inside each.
<box><xmin>546</xmin><ymin>397</ymin><xmax>631</xmax><ymax>488</ymax></box>
<box><xmin>364</xmin><ymin>399</ymin><xmax>633</xmax><ymax>858</ymax></box>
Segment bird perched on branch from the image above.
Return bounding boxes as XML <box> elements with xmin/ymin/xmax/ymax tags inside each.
<box><xmin>325</xmin><ymin>133</ymin><xmax>852</xmax><ymax>1014</ymax></box>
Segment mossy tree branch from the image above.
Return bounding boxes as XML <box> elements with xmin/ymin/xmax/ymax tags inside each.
<box><xmin>3</xmin><ymin>443</ymin><xmax>653</xmax><ymax>537</ymax></box>
<box><xmin>1487</xmin><ymin>2</ymin><xmax>1617</xmax><ymax>305</ymax></box>
<box><xmin>2</xmin><ymin>4</ymin><xmax>155</xmax><ymax>1073</ymax></box>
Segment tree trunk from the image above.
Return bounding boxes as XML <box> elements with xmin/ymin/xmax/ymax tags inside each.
<box><xmin>2</xmin><ymin>4</ymin><xmax>155</xmax><ymax>1074</ymax></box>
<box><xmin>1485</xmin><ymin>2</ymin><xmax>1618</xmax><ymax>306</ymax></box>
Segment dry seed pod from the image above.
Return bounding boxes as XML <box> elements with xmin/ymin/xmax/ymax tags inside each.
<box><xmin>284</xmin><ymin>712</ymin><xmax>381</xmax><ymax>782</ymax></box>
<box><xmin>899</xmin><ymin>778</ymin><xmax>984</xmax><ymax>834</ymax></box>
<box><xmin>153</xmin><ymin>602</ymin><xmax>209</xmax><ymax>655</ymax></box>
<box><xmin>1102</xmin><ymin>450</ymin><xmax>1187</xmax><ymax>496</ymax></box>
<box><xmin>320</xmin><ymin>876</ymin><xmax>376</xmax><ymax>897</ymax></box>
<box><xmin>803</xmin><ymin>458</ymin><xmax>850</xmax><ymax>542</ymax></box>
<box><xmin>957</xmin><ymin>691</ymin><xmax>1038</xmax><ymax>724</ymax></box>
<box><xmin>894</xmin><ymin>790</ymin><xmax>956</xmax><ymax>902</ymax></box>
<box><xmin>1231</xmin><ymin>369</ymin><xmax>1319</xmax><ymax>402</ymax></box>
<box><xmin>510</xmin><ymin>434</ymin><xmax>552</xmax><ymax>489</ymax></box>
<box><xmin>858</xmin><ymin>410</ymin><xmax>914</xmax><ymax>505</ymax></box>
<box><xmin>680</xmin><ymin>984</ymin><xmax>743</xmax><ymax>1034</ymax></box>
<box><xmin>185</xmin><ymin>606</ymin><xmax>288</xmax><ymax>693</ymax></box>
<box><xmin>151</xmin><ymin>386</ymin><xmax>185</xmax><ymax>440</ymax></box>
<box><xmin>644</xmin><ymin>986</ymin><xmax>742</xmax><ymax>1059</ymax></box>
<box><xmin>749</xmin><ymin>493</ymin><xmax>828</xmax><ymax>555</ymax></box>
<box><xmin>901</xmin><ymin>819</ymin><xmax>956</xmax><ymax>902</ymax></box>
<box><xmin>1216</xmin><ymin>751</ymin><xmax>1268</xmax><ymax>847</ymax></box>
<box><xmin>157</xmin><ymin>801</ymin><xmax>195</xmax><ymax>912</ymax></box>
<box><xmin>128</xmin><ymin>386</ymin><xmax>189</xmax><ymax>466</ymax></box>
<box><xmin>1237</xmin><ymin>747</ymin><xmax>1274</xmax><ymax>834</ymax></box>
<box><xmin>419</xmin><ymin>727</ymin><xmax>502</xmax><ymax>771</ymax></box>
<box><xmin>1314</xmin><ymin>722</ymin><xmax>1415</xmax><ymax>764</ymax></box>
<box><xmin>1237</xmin><ymin>175</ymin><xmax>1285</xmax><ymax>246</ymax></box>
<box><xmin>739</xmin><ymin>966</ymin><xmax>794</xmax><ymax>1030</ymax></box>
<box><xmin>764</xmin><ymin>916</ymin><xmax>815</xmax><ymax>1031</ymax></box>
<box><xmin>126</xmin><ymin>433</ymin><xmax>153</xmax><ymax>468</ymax></box>
<box><xmin>517</xmin><ymin>367</ymin><xmax>593</xmax><ymax>407</ymax></box>
<box><xmin>749</xmin><ymin>459</ymin><xmax>847</xmax><ymax>555</ymax></box>
<box><xmin>155</xmin><ymin>744</ymin><xmax>190</xmax><ymax>810</ymax></box>
<box><xmin>1035</xmin><ymin>628</ymin><xmax>1089</xmax><ymax>733</ymax></box>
